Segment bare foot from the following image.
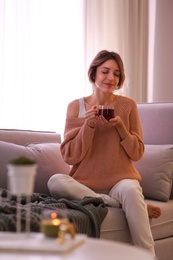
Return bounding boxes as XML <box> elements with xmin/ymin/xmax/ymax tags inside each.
<box><xmin>147</xmin><ymin>204</ymin><xmax>161</xmax><ymax>219</ymax></box>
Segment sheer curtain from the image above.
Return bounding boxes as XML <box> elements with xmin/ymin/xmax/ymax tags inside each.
<box><xmin>84</xmin><ymin>0</ymin><xmax>149</xmax><ymax>101</ymax></box>
<box><xmin>0</xmin><ymin>0</ymin><xmax>149</xmax><ymax>136</ymax></box>
<box><xmin>0</xmin><ymin>0</ymin><xmax>85</xmax><ymax>136</ymax></box>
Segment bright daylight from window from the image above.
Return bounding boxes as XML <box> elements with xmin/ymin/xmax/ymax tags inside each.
<box><xmin>0</xmin><ymin>0</ymin><xmax>86</xmax><ymax>137</ymax></box>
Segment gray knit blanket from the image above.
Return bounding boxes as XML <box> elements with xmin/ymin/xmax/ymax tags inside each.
<box><xmin>0</xmin><ymin>189</ymin><xmax>108</xmax><ymax>238</ymax></box>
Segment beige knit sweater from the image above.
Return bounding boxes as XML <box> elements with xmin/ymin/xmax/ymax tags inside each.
<box><xmin>60</xmin><ymin>95</ymin><xmax>144</xmax><ymax>191</ymax></box>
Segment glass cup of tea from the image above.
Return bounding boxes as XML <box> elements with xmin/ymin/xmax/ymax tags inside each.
<box><xmin>98</xmin><ymin>105</ymin><xmax>115</xmax><ymax>121</ymax></box>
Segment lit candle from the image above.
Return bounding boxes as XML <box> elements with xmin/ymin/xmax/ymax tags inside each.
<box><xmin>41</xmin><ymin>218</ymin><xmax>61</xmax><ymax>237</ymax></box>
<box><xmin>40</xmin><ymin>211</ymin><xmax>63</xmax><ymax>237</ymax></box>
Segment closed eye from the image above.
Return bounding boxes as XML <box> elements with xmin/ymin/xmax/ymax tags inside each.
<box><xmin>114</xmin><ymin>72</ymin><xmax>120</xmax><ymax>77</ymax></box>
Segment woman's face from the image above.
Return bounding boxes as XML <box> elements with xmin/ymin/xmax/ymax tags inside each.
<box><xmin>94</xmin><ymin>59</ymin><xmax>120</xmax><ymax>93</ymax></box>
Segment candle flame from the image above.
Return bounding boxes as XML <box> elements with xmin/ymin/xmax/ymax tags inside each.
<box><xmin>51</xmin><ymin>212</ymin><xmax>58</xmax><ymax>219</ymax></box>
<box><xmin>52</xmin><ymin>219</ymin><xmax>61</xmax><ymax>226</ymax></box>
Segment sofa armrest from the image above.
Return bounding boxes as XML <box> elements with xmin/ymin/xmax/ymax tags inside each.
<box><xmin>0</xmin><ymin>129</ymin><xmax>61</xmax><ymax>145</ymax></box>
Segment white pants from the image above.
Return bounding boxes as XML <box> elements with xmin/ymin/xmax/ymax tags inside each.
<box><xmin>48</xmin><ymin>174</ymin><xmax>155</xmax><ymax>256</ymax></box>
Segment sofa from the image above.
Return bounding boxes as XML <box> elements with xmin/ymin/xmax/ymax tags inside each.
<box><xmin>0</xmin><ymin>102</ymin><xmax>173</xmax><ymax>260</ymax></box>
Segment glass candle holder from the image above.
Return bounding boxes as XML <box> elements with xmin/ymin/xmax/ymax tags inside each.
<box><xmin>40</xmin><ymin>209</ymin><xmax>76</xmax><ymax>242</ymax></box>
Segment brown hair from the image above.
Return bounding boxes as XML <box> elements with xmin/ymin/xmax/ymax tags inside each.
<box><xmin>88</xmin><ymin>50</ymin><xmax>125</xmax><ymax>88</ymax></box>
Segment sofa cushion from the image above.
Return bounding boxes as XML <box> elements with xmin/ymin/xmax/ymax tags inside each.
<box><xmin>100</xmin><ymin>207</ymin><xmax>132</xmax><ymax>244</ymax></box>
<box><xmin>0</xmin><ymin>141</ymin><xmax>70</xmax><ymax>195</ymax></box>
<box><xmin>134</xmin><ymin>145</ymin><xmax>173</xmax><ymax>202</ymax></box>
<box><xmin>101</xmin><ymin>199</ymin><xmax>173</xmax><ymax>242</ymax></box>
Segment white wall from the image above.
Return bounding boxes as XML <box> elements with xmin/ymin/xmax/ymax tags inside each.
<box><xmin>150</xmin><ymin>0</ymin><xmax>173</xmax><ymax>102</ymax></box>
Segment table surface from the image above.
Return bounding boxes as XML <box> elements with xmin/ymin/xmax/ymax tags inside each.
<box><xmin>0</xmin><ymin>232</ymin><xmax>154</xmax><ymax>260</ymax></box>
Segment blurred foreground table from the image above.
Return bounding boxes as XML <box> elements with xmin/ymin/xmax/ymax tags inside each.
<box><xmin>0</xmin><ymin>232</ymin><xmax>154</xmax><ymax>260</ymax></box>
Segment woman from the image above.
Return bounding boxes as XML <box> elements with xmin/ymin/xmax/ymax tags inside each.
<box><xmin>48</xmin><ymin>50</ymin><xmax>161</xmax><ymax>257</ymax></box>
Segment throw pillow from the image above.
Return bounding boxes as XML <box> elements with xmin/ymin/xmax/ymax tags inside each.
<box><xmin>134</xmin><ymin>144</ymin><xmax>173</xmax><ymax>202</ymax></box>
<box><xmin>0</xmin><ymin>141</ymin><xmax>70</xmax><ymax>195</ymax></box>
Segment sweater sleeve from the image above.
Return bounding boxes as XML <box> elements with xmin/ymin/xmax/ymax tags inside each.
<box><xmin>120</xmin><ymin>101</ymin><xmax>144</xmax><ymax>161</ymax></box>
<box><xmin>60</xmin><ymin>118</ymin><xmax>95</xmax><ymax>165</ymax></box>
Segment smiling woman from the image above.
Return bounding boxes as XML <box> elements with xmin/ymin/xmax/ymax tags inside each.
<box><xmin>0</xmin><ymin>0</ymin><xmax>85</xmax><ymax>136</ymax></box>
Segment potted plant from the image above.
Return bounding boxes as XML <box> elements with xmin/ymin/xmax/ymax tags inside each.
<box><xmin>7</xmin><ymin>156</ymin><xmax>37</xmax><ymax>195</ymax></box>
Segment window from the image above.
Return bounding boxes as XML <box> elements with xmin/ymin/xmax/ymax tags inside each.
<box><xmin>0</xmin><ymin>0</ymin><xmax>85</xmax><ymax>136</ymax></box>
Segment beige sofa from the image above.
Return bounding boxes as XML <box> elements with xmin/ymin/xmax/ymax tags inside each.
<box><xmin>0</xmin><ymin>102</ymin><xmax>173</xmax><ymax>260</ymax></box>
<box><xmin>101</xmin><ymin>102</ymin><xmax>173</xmax><ymax>260</ymax></box>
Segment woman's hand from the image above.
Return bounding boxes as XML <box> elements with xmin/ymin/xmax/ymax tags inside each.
<box><xmin>99</xmin><ymin>115</ymin><xmax>129</xmax><ymax>140</ymax></box>
<box><xmin>85</xmin><ymin>105</ymin><xmax>99</xmax><ymax>128</ymax></box>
